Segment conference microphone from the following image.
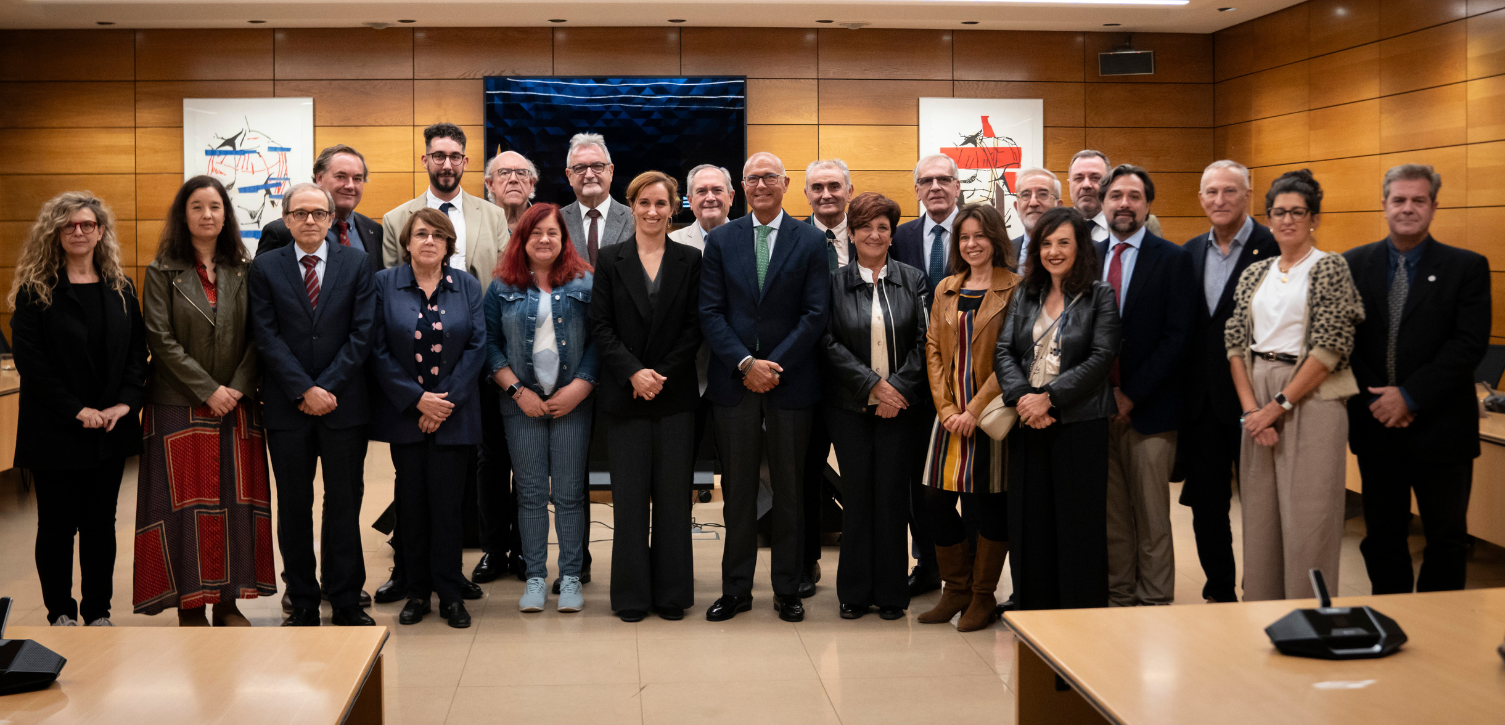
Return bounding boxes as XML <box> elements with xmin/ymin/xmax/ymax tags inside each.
<box><xmin>0</xmin><ymin>596</ymin><xmax>67</xmax><ymax>695</ymax></box>
<box><xmin>1265</xmin><ymin>569</ymin><xmax>1407</xmax><ymax>660</ymax></box>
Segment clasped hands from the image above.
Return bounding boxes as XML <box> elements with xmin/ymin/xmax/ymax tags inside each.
<box><xmin>1367</xmin><ymin>386</ymin><xmax>1414</xmax><ymax>429</ymax></box>
<box><xmin>299</xmin><ymin>386</ymin><xmax>338</xmax><ymax>416</ymax></box>
<box><xmin>205</xmin><ymin>385</ymin><xmax>243</xmax><ymax>417</ymax></box>
<box><xmin>76</xmin><ymin>403</ymin><xmax>131</xmax><ymax>431</ymax></box>
<box><xmin>416</xmin><ymin>391</ymin><xmax>454</xmax><ymax>434</ymax></box>
<box><xmin>631</xmin><ymin>368</ymin><xmax>667</xmax><ymax>401</ymax></box>
<box><xmin>1017</xmin><ymin>391</ymin><xmax>1055</xmax><ymax>429</ymax></box>
<box><xmin>742</xmin><ymin>359</ymin><xmax>782</xmax><ymax>393</ymax></box>
<box><xmin>872</xmin><ymin>379</ymin><xmax>907</xmax><ymax>419</ymax></box>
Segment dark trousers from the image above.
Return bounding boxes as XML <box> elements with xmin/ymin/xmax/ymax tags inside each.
<box><xmin>1178</xmin><ymin>410</ymin><xmax>1241</xmax><ymax>602</ymax></box>
<box><xmin>476</xmin><ymin>381</ymin><xmax>521</xmax><ymax>559</ymax></box>
<box><xmin>268</xmin><ymin>420</ymin><xmax>369</xmax><ymax>610</ymax></box>
<box><xmin>801</xmin><ymin>411</ymin><xmax>830</xmax><ymax>568</ymax></box>
<box><xmin>908</xmin><ymin>412</ymin><xmax>938</xmax><ymax>570</ymax></box>
<box><xmin>924</xmin><ymin>486</ymin><xmax>1008</xmax><ymax>547</ymax></box>
<box><xmin>826</xmin><ymin>406</ymin><xmax>915</xmax><ymax>609</ymax></box>
<box><xmin>714</xmin><ymin>392</ymin><xmax>811</xmax><ymax>599</ymax></box>
<box><xmin>606</xmin><ymin>411</ymin><xmax>696</xmax><ymax>612</ymax></box>
<box><xmin>32</xmin><ymin>459</ymin><xmax>125</xmax><ymax>624</ymax></box>
<box><xmin>1009</xmin><ymin>418</ymin><xmax>1109</xmax><ymax>611</ymax></box>
<box><xmin>392</xmin><ymin>435</ymin><xmax>468</xmax><ymax>606</ymax></box>
<box><xmin>1358</xmin><ymin>453</ymin><xmax>1474</xmax><ymax>594</ymax></box>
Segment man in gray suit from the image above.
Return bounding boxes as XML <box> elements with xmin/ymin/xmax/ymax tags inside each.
<box><xmin>559</xmin><ymin>133</ymin><xmax>633</xmax><ymax>264</ymax></box>
<box><xmin>1007</xmin><ymin>167</ymin><xmax>1062</xmax><ymax>270</ymax></box>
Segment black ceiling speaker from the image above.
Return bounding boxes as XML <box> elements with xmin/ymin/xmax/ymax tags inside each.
<box><xmin>1265</xmin><ymin>570</ymin><xmax>1407</xmax><ymax>660</ymax></box>
<box><xmin>1099</xmin><ymin>35</ymin><xmax>1155</xmax><ymax>77</ymax></box>
<box><xmin>0</xmin><ymin>597</ymin><xmax>67</xmax><ymax>695</ymax></box>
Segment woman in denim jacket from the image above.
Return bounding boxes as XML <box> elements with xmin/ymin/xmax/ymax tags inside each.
<box><xmin>484</xmin><ymin>203</ymin><xmax>598</xmax><ymax>614</ymax></box>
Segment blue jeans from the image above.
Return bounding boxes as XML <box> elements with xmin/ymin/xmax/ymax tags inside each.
<box><xmin>501</xmin><ymin>393</ymin><xmax>593</xmax><ymax>580</ymax></box>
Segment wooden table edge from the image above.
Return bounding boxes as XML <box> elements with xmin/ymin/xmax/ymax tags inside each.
<box><xmin>340</xmin><ymin>627</ymin><xmax>390</xmax><ymax>725</ymax></box>
<box><xmin>1003</xmin><ymin>612</ymin><xmax>1124</xmax><ymax>725</ymax></box>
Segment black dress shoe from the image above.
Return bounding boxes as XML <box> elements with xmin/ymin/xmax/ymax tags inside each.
<box><xmin>773</xmin><ymin>594</ymin><xmax>805</xmax><ymax>622</ymax></box>
<box><xmin>282</xmin><ymin>608</ymin><xmax>320</xmax><ymax>627</ymax></box>
<box><xmin>655</xmin><ymin>606</ymin><xmax>684</xmax><ymax>621</ymax></box>
<box><xmin>618</xmin><ymin>609</ymin><xmax>648</xmax><ymax>623</ymax></box>
<box><xmin>907</xmin><ymin>564</ymin><xmax>941</xmax><ymax>597</ymax></box>
<box><xmin>359</xmin><ymin>590</ymin><xmax>372</xmax><ymax>608</ymax></box>
<box><xmin>580</xmin><ymin>566</ymin><xmax>592</xmax><ymax>585</ymax></box>
<box><xmin>332</xmin><ymin>606</ymin><xmax>376</xmax><ymax>626</ymax></box>
<box><xmin>877</xmin><ymin>606</ymin><xmax>906</xmax><ymax>621</ymax></box>
<box><xmin>439</xmin><ymin>602</ymin><xmax>471</xmax><ymax>628</ymax></box>
<box><xmin>281</xmin><ymin>592</ymin><xmax>293</xmax><ymax>614</ymax></box>
<box><xmin>840</xmin><ymin>603</ymin><xmax>868</xmax><ymax>619</ymax></box>
<box><xmin>509</xmin><ymin>554</ymin><xmax>527</xmax><ymax>581</ymax></box>
<box><xmin>460</xmin><ymin>577</ymin><xmax>484</xmax><ymax>600</ymax></box>
<box><xmin>995</xmin><ymin>595</ymin><xmax>1019</xmax><ymax>616</ymax></box>
<box><xmin>705</xmin><ymin>595</ymin><xmax>753</xmax><ymax>622</ymax></box>
<box><xmin>399</xmin><ymin>598</ymin><xmax>431</xmax><ymax>625</ymax></box>
<box><xmin>374</xmin><ymin>570</ymin><xmax>407</xmax><ymax>604</ymax></box>
<box><xmin>472</xmin><ymin>553</ymin><xmax>505</xmax><ymax>583</ymax></box>
<box><xmin>798</xmin><ymin>561</ymin><xmax>821</xmax><ymax>599</ymax></box>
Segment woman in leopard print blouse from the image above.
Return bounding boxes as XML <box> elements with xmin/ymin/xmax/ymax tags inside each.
<box><xmin>1224</xmin><ymin>169</ymin><xmax>1365</xmax><ymax>602</ymax></box>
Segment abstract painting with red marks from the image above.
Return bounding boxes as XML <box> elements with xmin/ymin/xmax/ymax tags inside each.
<box><xmin>920</xmin><ymin>98</ymin><xmax>1044</xmax><ymax>241</ymax></box>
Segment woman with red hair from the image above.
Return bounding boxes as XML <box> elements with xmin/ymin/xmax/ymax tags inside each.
<box><xmin>484</xmin><ymin>203</ymin><xmax>598</xmax><ymax>614</ymax></box>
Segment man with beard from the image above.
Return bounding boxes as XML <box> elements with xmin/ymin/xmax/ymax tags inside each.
<box><xmin>1005</xmin><ymin>167</ymin><xmax>1061</xmax><ymax>269</ymax></box>
<box><xmin>484</xmin><ymin>149</ymin><xmax>537</xmax><ymax>232</ymax></box>
<box><xmin>561</xmin><ymin>133</ymin><xmax>633</xmax><ymax>264</ymax></box>
<box><xmin>1097</xmin><ymin>164</ymin><xmax>1194</xmax><ymax>608</ymax></box>
<box><xmin>670</xmin><ymin>164</ymin><xmax>735</xmax><ymax>251</ymax></box>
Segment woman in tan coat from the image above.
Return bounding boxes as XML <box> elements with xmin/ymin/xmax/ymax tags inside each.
<box><xmin>919</xmin><ymin>204</ymin><xmax>1021</xmax><ymax>631</ymax></box>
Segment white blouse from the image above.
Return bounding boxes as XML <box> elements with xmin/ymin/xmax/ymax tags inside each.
<box><xmin>533</xmin><ymin>290</ymin><xmax>560</xmax><ymax>395</ymax></box>
<box><xmin>860</xmin><ymin>265</ymin><xmax>890</xmax><ymax>406</ymax></box>
<box><xmin>1251</xmin><ymin>249</ymin><xmax>1327</xmax><ymax>357</ymax></box>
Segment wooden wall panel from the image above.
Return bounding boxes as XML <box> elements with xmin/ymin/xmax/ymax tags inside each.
<box><xmin>819</xmin><ymin>80</ymin><xmax>952</xmax><ymax>125</ymax></box>
<box><xmin>1379</xmin><ymin>84</ymin><xmax>1467</xmax><ymax>152</ymax></box>
<box><xmin>0</xmin><ymin>30</ymin><xmax>134</xmax><ymax>81</ymax></box>
<box><xmin>0</xmin><ymin>83</ymin><xmax>135</xmax><ymax>129</ymax></box>
<box><xmin>1465</xmin><ymin>206</ymin><xmax>1505</xmax><ymax>266</ymax></box>
<box><xmin>1466</xmin><ymin>140</ymin><xmax>1505</xmax><ymax>207</ymax></box>
<box><xmin>1084</xmin><ymin>32</ymin><xmax>1214</xmax><ymax>84</ymax></box>
<box><xmin>1469</xmin><ymin>9</ymin><xmax>1505</xmax><ymax>79</ymax></box>
<box><xmin>681</xmin><ymin>28</ymin><xmax>818</xmax><ymax>78</ymax></box>
<box><xmin>820</xmin><ymin>30</ymin><xmax>952</xmax><ymax>80</ymax></box>
<box><xmin>554</xmin><ymin>28</ymin><xmax>680</xmax><ymax>76</ymax></box>
<box><xmin>1083</xmin><ymin>128</ymin><xmax>1214</xmax><ymax>172</ymax></box>
<box><xmin>1379</xmin><ymin>21</ymin><xmax>1468</xmax><ymax>96</ymax></box>
<box><xmin>1309</xmin><ymin>0</ymin><xmax>1381</xmax><ymax>56</ymax></box>
<box><xmin>850</xmin><ymin>171</ymin><xmax>919</xmax><ymax>216</ymax></box>
<box><xmin>747</xmin><ymin>126</ymin><xmax>818</xmax><ymax>171</ymax></box>
<box><xmin>135</xmin><ymin>220</ymin><xmax>163</xmax><ymax>264</ymax></box>
<box><xmin>1085</xmin><ymin>84</ymin><xmax>1214</xmax><ymax>128</ymax></box>
<box><xmin>1218</xmin><ymin>114</ymin><xmax>1310</xmax><ymax>167</ymax></box>
<box><xmin>819</xmin><ymin>126</ymin><xmax>918</xmax><ymax>170</ymax></box>
<box><xmin>953</xmin><ymin>31</ymin><xmax>1085</xmax><ymax>83</ymax></box>
<box><xmin>1379</xmin><ymin>0</ymin><xmax>1468</xmax><ymax>39</ymax></box>
<box><xmin>0</xmin><ymin>128</ymin><xmax>134</xmax><ymax>175</ymax></box>
<box><xmin>0</xmin><ymin>222</ymin><xmax>30</xmax><ymax>265</ymax></box>
<box><xmin>135</xmin><ymin>81</ymin><xmax>275</xmax><ymax>127</ymax></box>
<box><xmin>1468</xmin><ymin>75</ymin><xmax>1505</xmax><ymax>143</ymax></box>
<box><xmin>1476</xmin><ymin>0</ymin><xmax>1505</xmax><ymax>15</ymax></box>
<box><xmin>1381</xmin><ymin>145</ymin><xmax>1468</xmax><ymax>207</ymax></box>
<box><xmin>114</xmin><ymin>221</ymin><xmax>138</xmax><ymax>271</ymax></box>
<box><xmin>1315</xmin><ymin>211</ymin><xmax>1387</xmax><ymax>252</ymax></box>
<box><xmin>316</xmin><ymin>127</ymin><xmax>414</xmax><ymax>172</ymax></box>
<box><xmin>1309</xmin><ymin>156</ymin><xmax>1384</xmax><ymax>211</ymax></box>
<box><xmin>1309</xmin><ymin>43</ymin><xmax>1381</xmax><ymax>109</ymax></box>
<box><xmin>952</xmin><ymin>81</ymin><xmax>1085</xmax><ymax>127</ymax></box>
<box><xmin>135</xmin><ymin>29</ymin><xmax>272</xmax><ymax>81</ymax></box>
<box><xmin>414</xmin><ymin>80</ymin><xmax>483</xmax><ymax>127</ymax></box>
<box><xmin>1045</xmin><ymin>128</ymin><xmax>1086</xmax><ymax>172</ymax></box>
<box><xmin>136</xmin><ymin>127</ymin><xmax>181</xmax><ymax>174</ymax></box>
<box><xmin>1216</xmin><ymin>3</ymin><xmax>1310</xmax><ymax>80</ymax></box>
<box><xmin>782</xmin><ymin>172</ymin><xmax>812</xmax><ymax>218</ymax></box>
<box><xmin>1149</xmin><ymin>173</ymin><xmax>1205</xmax><ymax>217</ymax></box>
<box><xmin>412</xmin><ymin>28</ymin><xmax>553</xmax><ymax>79</ymax></box>
<box><xmin>1308</xmin><ymin>100</ymin><xmax>1381</xmax><ymax>160</ymax></box>
<box><xmin>274</xmin><ymin>29</ymin><xmax>415</xmax><ymax>80</ymax></box>
<box><xmin>1158</xmin><ymin>216</ymin><xmax>1210</xmax><ymax>243</ymax></box>
<box><xmin>135</xmin><ymin>174</ymin><xmax>180</xmax><ymax>220</ymax></box>
<box><xmin>361</xmin><ymin>173</ymin><xmax>418</xmax><ymax>219</ymax></box>
<box><xmin>1216</xmin><ymin>62</ymin><xmax>1310</xmax><ymax>125</ymax></box>
<box><xmin>0</xmin><ymin>175</ymin><xmax>136</xmax><ymax>221</ymax></box>
<box><xmin>746</xmin><ymin>79</ymin><xmax>818</xmax><ymax>125</ymax></box>
<box><xmin>275</xmin><ymin>80</ymin><xmax>414</xmax><ymax>127</ymax></box>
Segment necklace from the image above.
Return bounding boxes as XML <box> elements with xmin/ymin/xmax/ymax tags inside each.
<box><xmin>1278</xmin><ymin>247</ymin><xmax>1314</xmax><ymax>283</ymax></box>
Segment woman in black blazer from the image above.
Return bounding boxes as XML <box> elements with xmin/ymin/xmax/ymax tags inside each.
<box><xmin>589</xmin><ymin>171</ymin><xmax>703</xmax><ymax>622</ymax></box>
<box><xmin>7</xmin><ymin>191</ymin><xmax>147</xmax><ymax>627</ymax></box>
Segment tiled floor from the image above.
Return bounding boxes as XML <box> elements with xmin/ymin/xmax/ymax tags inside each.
<box><xmin>0</xmin><ymin>445</ymin><xmax>1501</xmax><ymax>724</ymax></box>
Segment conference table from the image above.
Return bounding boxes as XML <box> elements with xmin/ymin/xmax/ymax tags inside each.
<box><xmin>0</xmin><ymin>625</ymin><xmax>388</xmax><ymax>724</ymax></box>
<box><xmin>1005</xmin><ymin>588</ymin><xmax>1505</xmax><ymax>725</ymax></box>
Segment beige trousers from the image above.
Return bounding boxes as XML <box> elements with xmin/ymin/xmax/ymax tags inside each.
<box><xmin>1240</xmin><ymin>358</ymin><xmax>1348</xmax><ymax>602</ymax></box>
<box><xmin>1106</xmin><ymin>419</ymin><xmax>1177</xmax><ymax>606</ymax></box>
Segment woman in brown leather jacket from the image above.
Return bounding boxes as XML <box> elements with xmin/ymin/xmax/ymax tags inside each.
<box><xmin>134</xmin><ymin>176</ymin><xmax>272</xmax><ymax>626</ymax></box>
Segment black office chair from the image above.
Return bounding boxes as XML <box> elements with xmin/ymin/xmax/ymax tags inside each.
<box><xmin>1477</xmin><ymin>344</ymin><xmax>1505</xmax><ymax>390</ymax></box>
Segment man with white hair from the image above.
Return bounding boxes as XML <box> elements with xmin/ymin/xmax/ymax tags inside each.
<box><xmin>560</xmin><ymin>132</ymin><xmax>632</xmax><ymax>264</ymax></box>
<box><xmin>484</xmin><ymin>150</ymin><xmax>537</xmax><ymax>231</ymax></box>
<box><xmin>1006</xmin><ymin>167</ymin><xmax>1062</xmax><ymax>269</ymax></box>
<box><xmin>804</xmin><ymin>158</ymin><xmax>857</xmax><ymax>271</ymax></box>
<box><xmin>670</xmin><ymin>163</ymin><xmax>735</xmax><ymax>251</ymax></box>
<box><xmin>1178</xmin><ymin>160</ymin><xmax>1277</xmax><ymax>603</ymax></box>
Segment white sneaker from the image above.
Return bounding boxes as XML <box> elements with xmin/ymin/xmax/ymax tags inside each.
<box><xmin>557</xmin><ymin>576</ymin><xmax>583</xmax><ymax>613</ymax></box>
<box><xmin>519</xmin><ymin>577</ymin><xmax>547</xmax><ymax>612</ymax></box>
<box><xmin>51</xmin><ymin>615</ymin><xmax>78</xmax><ymax>626</ymax></box>
<box><xmin>86</xmin><ymin>617</ymin><xmax>114</xmax><ymax>627</ymax></box>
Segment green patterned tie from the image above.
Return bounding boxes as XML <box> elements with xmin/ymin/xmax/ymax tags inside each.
<box><xmin>755</xmin><ymin>225</ymin><xmax>772</xmax><ymax>289</ymax></box>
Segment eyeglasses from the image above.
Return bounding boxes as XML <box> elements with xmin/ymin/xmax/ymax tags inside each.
<box><xmin>410</xmin><ymin>231</ymin><xmax>451</xmax><ymax>242</ymax></box>
<box><xmin>567</xmin><ymin>162</ymin><xmax>608</xmax><ymax>176</ymax></box>
<box><xmin>288</xmin><ymin>209</ymin><xmax>332</xmax><ymax>223</ymax></box>
<box><xmin>917</xmin><ymin>175</ymin><xmax>957</xmax><ymax>187</ymax></box>
<box><xmin>491</xmin><ymin>168</ymin><xmax>534</xmax><ymax>179</ymax></box>
<box><xmin>1268</xmin><ymin>207</ymin><xmax>1312</xmax><ymax>220</ymax></box>
<box><xmin>427</xmin><ymin>152</ymin><xmax>466</xmax><ymax>166</ymax></box>
<box><xmin>1016</xmin><ymin>190</ymin><xmax>1056</xmax><ymax>202</ymax></box>
<box><xmin>62</xmin><ymin>221</ymin><xmax>99</xmax><ymax>234</ymax></box>
<box><xmin>743</xmin><ymin>173</ymin><xmax>784</xmax><ymax>187</ymax></box>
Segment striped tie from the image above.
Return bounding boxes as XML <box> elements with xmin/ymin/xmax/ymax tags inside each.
<box><xmin>1386</xmin><ymin>253</ymin><xmax>1409</xmax><ymax>385</ymax></box>
<box><xmin>755</xmin><ymin>225</ymin><xmax>772</xmax><ymax>289</ymax></box>
<box><xmin>302</xmin><ymin>254</ymin><xmax>320</xmax><ymax>310</ymax></box>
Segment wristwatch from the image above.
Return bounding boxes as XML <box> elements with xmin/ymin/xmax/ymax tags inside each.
<box><xmin>738</xmin><ymin>356</ymin><xmax>756</xmax><ymax>376</ymax></box>
<box><xmin>1274</xmin><ymin>392</ymin><xmax>1294</xmax><ymax>411</ymax></box>
<box><xmin>506</xmin><ymin>382</ymin><xmax>524</xmax><ymax>399</ymax></box>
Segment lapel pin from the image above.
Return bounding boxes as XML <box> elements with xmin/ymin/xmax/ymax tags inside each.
<box><xmin>1253</xmin><ymin>249</ymin><xmax>1259</xmax><ymax>255</ymax></box>
<box><xmin>1428</xmin><ymin>275</ymin><xmax>1436</xmax><ymax>282</ymax></box>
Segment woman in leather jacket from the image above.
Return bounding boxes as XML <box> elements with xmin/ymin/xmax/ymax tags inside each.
<box><xmin>994</xmin><ymin>207</ymin><xmax>1121</xmax><ymax>610</ymax></box>
<box><xmin>820</xmin><ymin>192</ymin><xmax>931</xmax><ymax>620</ymax></box>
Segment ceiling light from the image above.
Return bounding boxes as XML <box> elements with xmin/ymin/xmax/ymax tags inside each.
<box><xmin>962</xmin><ymin>21</ymin><xmax>980</xmax><ymax>25</ymax></box>
<box><xmin>248</xmin><ymin>20</ymin><xmax>265</xmax><ymax>24</ymax></box>
<box><xmin>549</xmin><ymin>19</ymin><xmax>566</xmax><ymax>23</ymax></box>
<box><xmin>668</xmin><ymin>19</ymin><xmax>686</xmax><ymax>23</ymax></box>
<box><xmin>816</xmin><ymin>19</ymin><xmax>834</xmax><ymax>23</ymax></box>
<box><xmin>96</xmin><ymin>21</ymin><xmax>114</xmax><ymax>25</ymax></box>
<box><xmin>1219</xmin><ymin>6</ymin><xmax>1236</xmax><ymax>10</ymax></box>
<box><xmin>1104</xmin><ymin>23</ymin><xmax>1122</xmax><ymax>26</ymax></box>
<box><xmin>398</xmin><ymin>19</ymin><xmax>416</xmax><ymax>23</ymax></box>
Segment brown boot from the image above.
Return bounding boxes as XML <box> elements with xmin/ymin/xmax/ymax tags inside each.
<box><xmin>917</xmin><ymin>543</ymin><xmax>974</xmax><ymax>624</ymax></box>
<box><xmin>177</xmin><ymin>607</ymin><xmax>210</xmax><ymax>627</ymax></box>
<box><xmin>212</xmin><ymin>600</ymin><xmax>252</xmax><ymax>627</ymax></box>
<box><xmin>958</xmin><ymin>536</ymin><xmax>1008</xmax><ymax>632</ymax></box>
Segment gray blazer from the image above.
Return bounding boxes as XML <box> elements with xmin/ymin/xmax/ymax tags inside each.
<box><xmin>561</xmin><ymin>197</ymin><xmax>633</xmax><ymax>261</ymax></box>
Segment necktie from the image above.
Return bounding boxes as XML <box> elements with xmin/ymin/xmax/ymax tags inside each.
<box><xmin>928</xmin><ymin>225</ymin><xmax>947</xmax><ymax>289</ymax></box>
<box><xmin>334</xmin><ymin>219</ymin><xmax>351</xmax><ymax>247</ymax></box>
<box><xmin>1387</xmin><ymin>253</ymin><xmax>1409</xmax><ymax>385</ymax></box>
<box><xmin>301</xmin><ymin>254</ymin><xmax>320</xmax><ymax>310</ymax></box>
<box><xmin>439</xmin><ymin>202</ymin><xmax>455</xmax><ymax>215</ymax></box>
<box><xmin>825</xmin><ymin>229</ymin><xmax>839</xmax><ymax>272</ymax></box>
<box><xmin>586</xmin><ymin>208</ymin><xmax>601</xmax><ymax>265</ymax></box>
<box><xmin>755</xmin><ymin>225</ymin><xmax>772</xmax><ymax>290</ymax></box>
<box><xmin>1107</xmin><ymin>242</ymin><xmax>1129</xmax><ymax>386</ymax></box>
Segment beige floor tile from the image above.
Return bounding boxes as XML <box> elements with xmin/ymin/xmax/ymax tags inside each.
<box><xmin>823</xmin><ymin>675</ymin><xmax>1015</xmax><ymax>725</ymax></box>
<box><xmin>637</xmin><ymin>632</ymin><xmax>819</xmax><ymax>683</ymax></box>
<box><xmin>634</xmin><ymin>611</ymin><xmax>803</xmax><ymax>640</ymax></box>
<box><xmin>385</xmin><ymin>686</ymin><xmax>457</xmax><ymax>725</ymax></box>
<box><xmin>958</xmin><ymin>627</ymin><xmax>1017</xmax><ymax>678</ymax></box>
<box><xmin>460</xmin><ymin>639</ymin><xmax>640</xmax><ymax>687</ymax></box>
<box><xmin>445</xmin><ymin>684</ymin><xmax>644</xmax><ymax>725</ymax></box>
<box><xmin>383</xmin><ymin>636</ymin><xmax>476</xmax><ymax>689</ymax></box>
<box><xmin>640</xmin><ymin>680</ymin><xmax>840</xmax><ymax>725</ymax></box>
<box><xmin>473</xmin><ymin>605</ymin><xmax>640</xmax><ymax>642</ymax></box>
<box><xmin>800</xmin><ymin>629</ymin><xmax>995</xmax><ymax>680</ymax></box>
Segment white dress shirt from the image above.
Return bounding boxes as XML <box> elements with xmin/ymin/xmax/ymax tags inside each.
<box><xmin>813</xmin><ymin>215</ymin><xmax>850</xmax><ymax>268</ymax></box>
<box><xmin>426</xmin><ymin>188</ymin><xmax>467</xmax><ymax>272</ymax></box>
<box><xmin>1252</xmin><ymin>249</ymin><xmax>1327</xmax><ymax>356</ymax></box>
<box><xmin>578</xmin><ymin>197</ymin><xmax>613</xmax><ymax>243</ymax></box>
<box><xmin>752</xmin><ymin>209</ymin><xmax>786</xmax><ymax>257</ymax></box>
<box><xmin>860</xmin><ymin>264</ymin><xmax>890</xmax><ymax>405</ymax></box>
<box><xmin>1100</xmin><ymin>224</ymin><xmax>1147</xmax><ymax>313</ymax></box>
<box><xmin>296</xmin><ymin>240</ymin><xmax>329</xmax><ymax>288</ymax></box>
<box><xmin>1089</xmin><ymin>211</ymin><xmax>1110</xmax><ymax>244</ymax></box>
<box><xmin>922</xmin><ymin>206</ymin><xmax>959</xmax><ymax>270</ymax></box>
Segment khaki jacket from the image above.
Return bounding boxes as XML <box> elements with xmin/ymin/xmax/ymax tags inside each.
<box><xmin>381</xmin><ymin>189</ymin><xmax>510</xmax><ymax>282</ymax></box>
<box><xmin>143</xmin><ymin>258</ymin><xmax>259</xmax><ymax>406</ymax></box>
<box><xmin>925</xmin><ymin>267</ymin><xmax>1022</xmax><ymax>420</ymax></box>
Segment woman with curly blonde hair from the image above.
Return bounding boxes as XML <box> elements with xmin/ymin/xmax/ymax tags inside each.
<box><xmin>8</xmin><ymin>191</ymin><xmax>147</xmax><ymax>627</ymax></box>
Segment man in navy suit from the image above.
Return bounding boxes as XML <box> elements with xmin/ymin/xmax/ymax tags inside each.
<box><xmin>1179</xmin><ymin>161</ymin><xmax>1277</xmax><ymax>603</ymax></box>
<box><xmin>256</xmin><ymin>145</ymin><xmax>384</xmax><ymax>277</ymax></box>
<box><xmin>1096</xmin><ymin>165</ymin><xmax>1194</xmax><ymax>607</ymax></box>
<box><xmin>699</xmin><ymin>152</ymin><xmax>829</xmax><ymax>622</ymax></box>
<box><xmin>249</xmin><ymin>183</ymin><xmax>377</xmax><ymax>627</ymax></box>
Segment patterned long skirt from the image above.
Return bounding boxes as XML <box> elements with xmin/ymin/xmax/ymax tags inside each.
<box><xmin>133</xmin><ymin>400</ymin><xmax>276</xmax><ymax>613</ymax></box>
